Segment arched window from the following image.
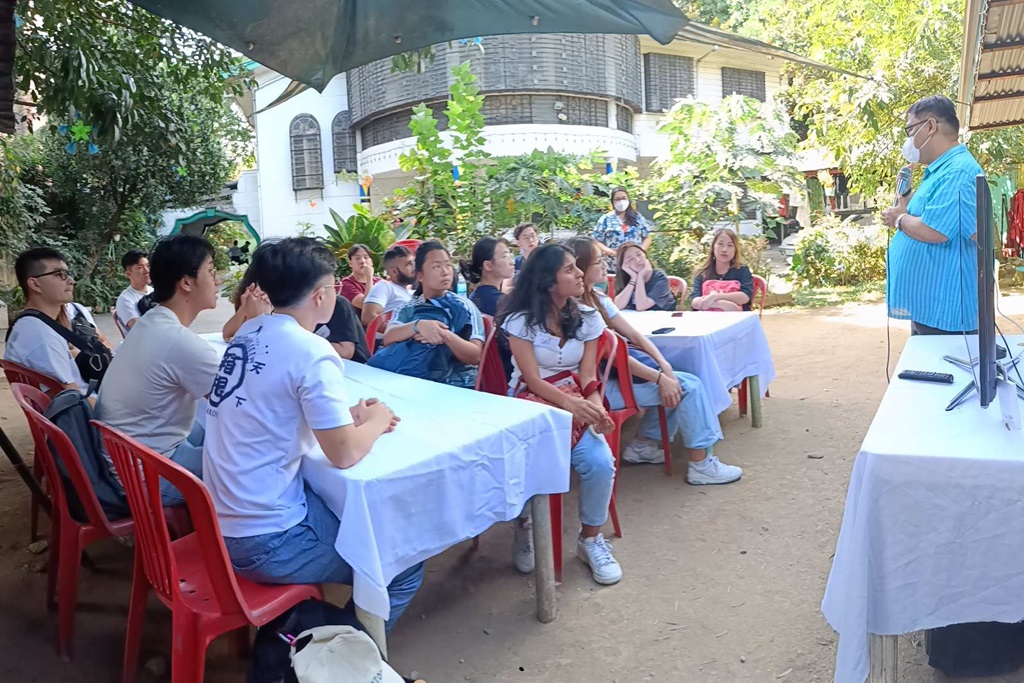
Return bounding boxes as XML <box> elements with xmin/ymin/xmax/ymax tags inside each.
<box><xmin>332</xmin><ymin>111</ymin><xmax>358</xmax><ymax>174</ymax></box>
<box><xmin>290</xmin><ymin>114</ymin><xmax>323</xmax><ymax>191</ymax></box>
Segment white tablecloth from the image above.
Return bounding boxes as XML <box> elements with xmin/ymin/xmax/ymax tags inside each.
<box><xmin>617</xmin><ymin>311</ymin><xmax>775</xmax><ymax>414</ymax></box>
<box><xmin>200</xmin><ymin>333</ymin><xmax>572</xmax><ymax>620</ymax></box>
<box><xmin>822</xmin><ymin>335</ymin><xmax>1024</xmax><ymax>683</ymax></box>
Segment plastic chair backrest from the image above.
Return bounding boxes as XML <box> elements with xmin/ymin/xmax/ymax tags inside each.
<box><xmin>666</xmin><ymin>276</ymin><xmax>687</xmax><ymax>310</ymax></box>
<box><xmin>595</xmin><ymin>329</ymin><xmax>618</xmax><ymax>401</ymax></box>
<box><xmin>92</xmin><ymin>421</ymin><xmax>251</xmax><ymax>620</ymax></box>
<box><xmin>2</xmin><ymin>359</ymin><xmax>65</xmax><ymax>398</ymax></box>
<box><xmin>111</xmin><ymin>305</ymin><xmax>127</xmax><ymax>339</ymax></box>
<box><xmin>606</xmin><ymin>274</ymin><xmax>616</xmax><ymax>293</ymax></box>
<box><xmin>751</xmin><ymin>275</ymin><xmax>768</xmax><ymax>316</ymax></box>
<box><xmin>393</xmin><ymin>239</ymin><xmax>422</xmax><ymax>253</ymax></box>
<box><xmin>603</xmin><ymin>331</ymin><xmax>639</xmax><ymax>413</ymax></box>
<box><xmin>364</xmin><ymin>310</ymin><xmax>393</xmax><ymax>355</ymax></box>
<box><xmin>475</xmin><ymin>315</ymin><xmax>508</xmax><ymax>395</ymax></box>
<box><xmin>10</xmin><ymin>383</ymin><xmax>117</xmax><ymax>531</ymax></box>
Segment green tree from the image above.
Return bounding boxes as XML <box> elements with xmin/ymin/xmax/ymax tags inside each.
<box><xmin>646</xmin><ymin>95</ymin><xmax>803</xmax><ymax>240</ymax></box>
<box><xmin>392</xmin><ymin>62</ymin><xmax>490</xmax><ymax>254</ymax></box>
<box><xmin>15</xmin><ymin>0</ymin><xmax>250</xmax><ymax>156</ymax></box>
<box><xmin>744</xmin><ymin>0</ymin><xmax>1024</xmax><ymax>195</ymax></box>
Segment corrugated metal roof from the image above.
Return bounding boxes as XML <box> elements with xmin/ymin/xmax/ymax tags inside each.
<box><xmin>960</xmin><ymin>0</ymin><xmax>1024</xmax><ymax>131</ymax></box>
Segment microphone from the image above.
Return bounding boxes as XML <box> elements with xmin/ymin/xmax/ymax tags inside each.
<box><xmin>893</xmin><ymin>165</ymin><xmax>912</xmax><ymax>206</ymax></box>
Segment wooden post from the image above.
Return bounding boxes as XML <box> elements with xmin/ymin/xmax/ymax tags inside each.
<box><xmin>748</xmin><ymin>376</ymin><xmax>763</xmax><ymax>428</ymax></box>
<box><xmin>868</xmin><ymin>634</ymin><xmax>898</xmax><ymax>683</ymax></box>
<box><xmin>531</xmin><ymin>494</ymin><xmax>557</xmax><ymax>623</ymax></box>
<box><xmin>356</xmin><ymin>605</ymin><xmax>388</xmax><ymax>660</ymax></box>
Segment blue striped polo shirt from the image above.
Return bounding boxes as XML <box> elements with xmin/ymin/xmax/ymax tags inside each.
<box><xmin>887</xmin><ymin>144</ymin><xmax>982</xmax><ymax>331</ymax></box>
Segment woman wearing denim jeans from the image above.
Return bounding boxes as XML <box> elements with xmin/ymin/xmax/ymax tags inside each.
<box><xmin>498</xmin><ymin>243</ymin><xmax>622</xmax><ymax>586</ymax></box>
<box><xmin>567</xmin><ymin>236</ymin><xmax>742</xmax><ymax>486</ymax></box>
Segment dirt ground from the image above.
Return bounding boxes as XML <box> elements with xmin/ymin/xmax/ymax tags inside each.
<box><xmin>1</xmin><ymin>299</ymin><xmax>1022</xmax><ymax>683</ymax></box>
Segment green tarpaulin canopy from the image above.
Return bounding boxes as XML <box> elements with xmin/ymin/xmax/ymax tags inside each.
<box><xmin>126</xmin><ymin>0</ymin><xmax>689</xmax><ymax>90</ymax></box>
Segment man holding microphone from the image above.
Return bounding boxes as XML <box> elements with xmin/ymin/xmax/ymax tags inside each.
<box><xmin>882</xmin><ymin>95</ymin><xmax>983</xmax><ymax>336</ymax></box>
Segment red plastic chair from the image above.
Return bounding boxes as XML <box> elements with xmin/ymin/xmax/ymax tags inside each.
<box><xmin>92</xmin><ymin>421</ymin><xmax>322</xmax><ymax>683</ymax></box>
<box><xmin>547</xmin><ymin>329</ymin><xmax>619</xmax><ymax>582</ymax></box>
<box><xmin>474</xmin><ymin>315</ymin><xmax>507</xmax><ymax>396</ymax></box>
<box><xmin>666</xmin><ymin>276</ymin><xmax>687</xmax><ymax>310</ymax></box>
<box><xmin>738</xmin><ymin>275</ymin><xmax>769</xmax><ymax>415</ymax></box>
<box><xmin>10</xmin><ymin>384</ymin><xmax>186</xmax><ymax>660</ymax></box>
<box><xmin>603</xmin><ymin>332</ymin><xmax>674</xmax><ymax>478</ymax></box>
<box><xmin>393</xmin><ymin>239</ymin><xmax>422</xmax><ymax>252</ymax></box>
<box><xmin>2</xmin><ymin>359</ymin><xmax>65</xmax><ymax>542</ymax></box>
<box><xmin>364</xmin><ymin>310</ymin><xmax>393</xmax><ymax>355</ymax></box>
<box><xmin>606</xmin><ymin>274</ymin><xmax>616</xmax><ymax>293</ymax></box>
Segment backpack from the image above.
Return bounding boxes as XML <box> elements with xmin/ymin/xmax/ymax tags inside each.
<box><xmin>11</xmin><ymin>308</ymin><xmax>112</xmax><ymax>384</ymax></box>
<box><xmin>44</xmin><ymin>389</ymin><xmax>129</xmax><ymax>521</ymax></box>
<box><xmin>248</xmin><ymin>599</ymin><xmax>421</xmax><ymax>683</ymax></box>
<box><xmin>367</xmin><ymin>299</ymin><xmax>470</xmax><ymax>384</ymax></box>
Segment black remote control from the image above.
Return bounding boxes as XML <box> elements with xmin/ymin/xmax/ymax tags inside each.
<box><xmin>898</xmin><ymin>370</ymin><xmax>955</xmax><ymax>384</ymax></box>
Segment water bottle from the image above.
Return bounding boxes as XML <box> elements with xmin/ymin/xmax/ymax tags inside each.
<box><xmin>456</xmin><ymin>273</ymin><xmax>467</xmax><ymax>296</ymax></box>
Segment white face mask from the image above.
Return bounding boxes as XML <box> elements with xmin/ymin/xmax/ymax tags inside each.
<box><xmin>613</xmin><ymin>199</ymin><xmax>629</xmax><ymax>213</ymax></box>
<box><xmin>901</xmin><ymin>123</ymin><xmax>934</xmax><ymax>164</ymax></box>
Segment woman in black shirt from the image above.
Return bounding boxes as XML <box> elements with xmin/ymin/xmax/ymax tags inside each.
<box><xmin>690</xmin><ymin>229</ymin><xmax>753</xmax><ymax>312</ymax></box>
<box><xmin>612</xmin><ymin>243</ymin><xmax>677</xmax><ymax>312</ymax></box>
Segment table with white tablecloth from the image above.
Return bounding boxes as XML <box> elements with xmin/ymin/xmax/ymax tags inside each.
<box><xmin>617</xmin><ymin>310</ymin><xmax>775</xmax><ymax>424</ymax></box>
<box><xmin>822</xmin><ymin>335</ymin><xmax>1024</xmax><ymax>683</ymax></box>
<box><xmin>199</xmin><ymin>334</ymin><xmax>572</xmax><ymax>626</ymax></box>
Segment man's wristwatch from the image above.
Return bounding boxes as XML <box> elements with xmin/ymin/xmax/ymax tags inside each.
<box><xmin>895</xmin><ymin>213</ymin><xmax>908</xmax><ymax>231</ymax></box>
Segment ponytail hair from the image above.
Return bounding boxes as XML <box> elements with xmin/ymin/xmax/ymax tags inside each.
<box><xmin>460</xmin><ymin>236</ymin><xmax>509</xmax><ymax>286</ymax></box>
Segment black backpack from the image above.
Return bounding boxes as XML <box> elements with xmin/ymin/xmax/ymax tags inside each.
<box><xmin>43</xmin><ymin>389</ymin><xmax>129</xmax><ymax>521</ymax></box>
<box><xmin>10</xmin><ymin>307</ymin><xmax>112</xmax><ymax>384</ymax></box>
<box><xmin>248</xmin><ymin>599</ymin><xmax>420</xmax><ymax>683</ymax></box>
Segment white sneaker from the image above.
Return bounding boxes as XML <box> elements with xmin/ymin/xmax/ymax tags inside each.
<box><xmin>513</xmin><ymin>518</ymin><xmax>535</xmax><ymax>574</ymax></box>
<box><xmin>687</xmin><ymin>454</ymin><xmax>742</xmax><ymax>485</ymax></box>
<box><xmin>577</xmin><ymin>533</ymin><xmax>623</xmax><ymax>585</ymax></box>
<box><xmin>622</xmin><ymin>439</ymin><xmax>665</xmax><ymax>464</ymax></box>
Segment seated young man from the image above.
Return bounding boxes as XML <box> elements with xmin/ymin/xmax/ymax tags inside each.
<box><xmin>203</xmin><ymin>237</ymin><xmax>423</xmax><ymax>632</ymax></box>
<box><xmin>4</xmin><ymin>247</ymin><xmax>113</xmax><ymax>392</ymax></box>
<box><xmin>374</xmin><ymin>241</ymin><xmax>484</xmax><ymax>388</ymax></box>
<box><xmin>115</xmin><ymin>249</ymin><xmax>152</xmax><ymax>334</ymax></box>
<box><xmin>94</xmin><ymin>235</ymin><xmax>221</xmax><ymax>505</ymax></box>
<box><xmin>360</xmin><ymin>244</ymin><xmax>415</xmax><ymax>327</ymax></box>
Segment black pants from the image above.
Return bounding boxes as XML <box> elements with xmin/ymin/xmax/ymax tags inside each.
<box><xmin>911</xmin><ymin>321</ymin><xmax>978</xmax><ymax>336</ymax></box>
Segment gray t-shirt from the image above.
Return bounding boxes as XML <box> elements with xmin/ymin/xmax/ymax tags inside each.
<box><xmin>95</xmin><ymin>305</ymin><xmax>220</xmax><ymax>456</ymax></box>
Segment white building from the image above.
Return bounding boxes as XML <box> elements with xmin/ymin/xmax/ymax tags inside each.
<box><xmin>166</xmin><ymin>29</ymin><xmax>840</xmax><ymax>241</ymax></box>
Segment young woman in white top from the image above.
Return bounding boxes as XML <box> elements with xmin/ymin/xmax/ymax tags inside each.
<box><xmin>498</xmin><ymin>243</ymin><xmax>622</xmax><ymax>585</ymax></box>
<box><xmin>567</xmin><ymin>236</ymin><xmax>742</xmax><ymax>485</ymax></box>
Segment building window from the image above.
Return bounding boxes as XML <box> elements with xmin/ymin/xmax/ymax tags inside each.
<box><xmin>616</xmin><ymin>104</ymin><xmax>634</xmax><ymax>133</ymax></box>
<box><xmin>722</xmin><ymin>68</ymin><xmax>766</xmax><ymax>102</ymax></box>
<box><xmin>643</xmin><ymin>53</ymin><xmax>695</xmax><ymax>112</ymax></box>
<box><xmin>332</xmin><ymin>111</ymin><xmax>358</xmax><ymax>175</ymax></box>
<box><xmin>290</xmin><ymin>114</ymin><xmax>323</xmax><ymax>191</ymax></box>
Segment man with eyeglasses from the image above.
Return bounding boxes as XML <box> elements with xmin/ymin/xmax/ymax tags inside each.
<box><xmin>95</xmin><ymin>235</ymin><xmax>221</xmax><ymax>505</ymax></box>
<box><xmin>881</xmin><ymin>95</ymin><xmax>983</xmax><ymax>336</ymax></box>
<box><xmin>4</xmin><ymin>247</ymin><xmax>111</xmax><ymax>392</ymax></box>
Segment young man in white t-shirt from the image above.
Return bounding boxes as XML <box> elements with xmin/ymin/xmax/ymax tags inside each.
<box><xmin>360</xmin><ymin>244</ymin><xmax>415</xmax><ymax>327</ymax></box>
<box><xmin>203</xmin><ymin>237</ymin><xmax>423</xmax><ymax>632</ymax></box>
<box><xmin>95</xmin><ymin>235</ymin><xmax>222</xmax><ymax>505</ymax></box>
<box><xmin>4</xmin><ymin>247</ymin><xmax>113</xmax><ymax>392</ymax></box>
<box><xmin>114</xmin><ymin>249</ymin><xmax>152</xmax><ymax>334</ymax></box>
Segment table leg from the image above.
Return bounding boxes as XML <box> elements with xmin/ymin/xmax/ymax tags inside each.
<box><xmin>531</xmin><ymin>494</ymin><xmax>557</xmax><ymax>623</ymax></box>
<box><xmin>868</xmin><ymin>634</ymin><xmax>898</xmax><ymax>683</ymax></box>
<box><xmin>356</xmin><ymin>605</ymin><xmax>388</xmax><ymax>660</ymax></box>
<box><xmin>748</xmin><ymin>376</ymin><xmax>763</xmax><ymax>428</ymax></box>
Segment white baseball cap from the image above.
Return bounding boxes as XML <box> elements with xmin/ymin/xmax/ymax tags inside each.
<box><xmin>291</xmin><ymin>626</ymin><xmax>405</xmax><ymax>683</ymax></box>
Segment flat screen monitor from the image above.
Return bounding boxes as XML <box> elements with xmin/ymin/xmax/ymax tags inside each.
<box><xmin>977</xmin><ymin>174</ymin><xmax>997</xmax><ymax>408</ymax></box>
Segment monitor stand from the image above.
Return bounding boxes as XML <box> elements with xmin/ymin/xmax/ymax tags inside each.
<box><xmin>944</xmin><ymin>354</ymin><xmax>1024</xmax><ymax>411</ymax></box>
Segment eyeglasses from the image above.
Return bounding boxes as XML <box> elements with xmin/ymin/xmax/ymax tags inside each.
<box><xmin>904</xmin><ymin>120</ymin><xmax>929</xmax><ymax>137</ymax></box>
<box><xmin>31</xmin><ymin>268</ymin><xmax>73</xmax><ymax>281</ymax></box>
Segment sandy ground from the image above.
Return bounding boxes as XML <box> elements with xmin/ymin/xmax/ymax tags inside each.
<box><xmin>1</xmin><ymin>297</ymin><xmax>1023</xmax><ymax>682</ymax></box>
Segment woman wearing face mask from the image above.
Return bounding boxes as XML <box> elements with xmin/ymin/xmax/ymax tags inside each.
<box><xmin>613</xmin><ymin>243</ymin><xmax>677</xmax><ymax>312</ymax></box>
<box><xmin>881</xmin><ymin>94</ymin><xmax>983</xmax><ymax>336</ymax></box>
<box><xmin>691</xmin><ymin>229</ymin><xmax>753</xmax><ymax>312</ymax></box>
<box><xmin>592</xmin><ymin>188</ymin><xmax>653</xmax><ymax>268</ymax></box>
